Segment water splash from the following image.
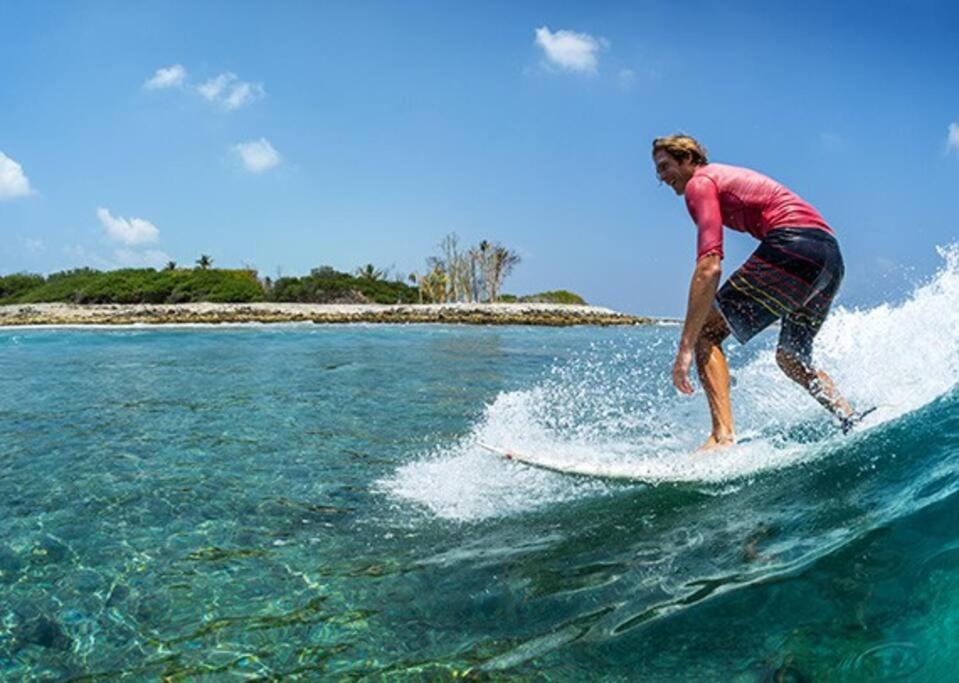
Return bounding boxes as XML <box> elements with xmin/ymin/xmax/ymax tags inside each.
<box><xmin>384</xmin><ymin>245</ymin><xmax>959</xmax><ymax>521</ymax></box>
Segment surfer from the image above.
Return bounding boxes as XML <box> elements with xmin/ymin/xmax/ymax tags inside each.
<box><xmin>653</xmin><ymin>134</ymin><xmax>866</xmax><ymax>449</ymax></box>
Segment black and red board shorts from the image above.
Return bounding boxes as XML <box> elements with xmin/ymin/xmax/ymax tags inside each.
<box><xmin>715</xmin><ymin>227</ymin><xmax>844</xmax><ymax>366</ymax></box>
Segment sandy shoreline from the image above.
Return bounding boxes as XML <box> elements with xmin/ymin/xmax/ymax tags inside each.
<box><xmin>0</xmin><ymin>302</ymin><xmax>651</xmax><ymax>327</ymax></box>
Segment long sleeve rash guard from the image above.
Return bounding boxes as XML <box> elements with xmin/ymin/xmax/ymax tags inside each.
<box><xmin>683</xmin><ymin>163</ymin><xmax>833</xmax><ymax>261</ymax></box>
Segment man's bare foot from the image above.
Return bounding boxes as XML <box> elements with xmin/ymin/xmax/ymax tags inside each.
<box><xmin>697</xmin><ymin>434</ymin><xmax>735</xmax><ymax>452</ymax></box>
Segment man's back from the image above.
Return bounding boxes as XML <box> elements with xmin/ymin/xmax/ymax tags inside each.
<box><xmin>687</xmin><ymin>162</ymin><xmax>833</xmax><ymax>242</ymax></box>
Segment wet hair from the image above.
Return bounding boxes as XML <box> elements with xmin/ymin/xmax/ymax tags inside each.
<box><xmin>651</xmin><ymin>135</ymin><xmax>709</xmax><ymax>165</ymax></box>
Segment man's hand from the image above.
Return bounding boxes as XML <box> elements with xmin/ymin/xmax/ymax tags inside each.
<box><xmin>673</xmin><ymin>255</ymin><xmax>721</xmax><ymax>396</ymax></box>
<box><xmin>672</xmin><ymin>347</ymin><xmax>695</xmax><ymax>395</ymax></box>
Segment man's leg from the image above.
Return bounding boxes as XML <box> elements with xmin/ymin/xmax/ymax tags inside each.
<box><xmin>775</xmin><ymin>347</ymin><xmax>853</xmax><ymax>421</ymax></box>
<box><xmin>772</xmin><ymin>231</ymin><xmax>858</xmax><ymax>428</ymax></box>
<box><xmin>695</xmin><ymin>308</ymin><xmax>735</xmax><ymax>449</ymax></box>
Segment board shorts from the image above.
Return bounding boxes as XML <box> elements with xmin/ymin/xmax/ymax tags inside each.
<box><xmin>715</xmin><ymin>227</ymin><xmax>844</xmax><ymax>367</ymax></box>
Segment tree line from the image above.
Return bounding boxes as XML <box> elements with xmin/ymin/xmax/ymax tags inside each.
<box><xmin>0</xmin><ymin>235</ymin><xmax>585</xmax><ymax>305</ymax></box>
<box><xmin>0</xmin><ymin>265</ymin><xmax>417</xmax><ymax>305</ymax></box>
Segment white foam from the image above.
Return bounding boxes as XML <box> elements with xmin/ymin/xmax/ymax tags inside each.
<box><xmin>383</xmin><ymin>443</ymin><xmax>610</xmax><ymax>521</ymax></box>
<box><xmin>383</xmin><ymin>245</ymin><xmax>959</xmax><ymax>521</ymax></box>
<box><xmin>814</xmin><ymin>244</ymin><xmax>959</xmax><ymax>418</ymax></box>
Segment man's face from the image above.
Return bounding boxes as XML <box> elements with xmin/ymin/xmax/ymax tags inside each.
<box><xmin>653</xmin><ymin>151</ymin><xmax>695</xmax><ymax>195</ymax></box>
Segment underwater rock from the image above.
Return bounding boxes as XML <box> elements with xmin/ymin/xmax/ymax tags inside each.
<box><xmin>106</xmin><ymin>583</ymin><xmax>130</xmax><ymax>608</ymax></box>
<box><xmin>0</xmin><ymin>546</ymin><xmax>24</xmax><ymax>583</ymax></box>
<box><xmin>14</xmin><ymin>615</ymin><xmax>73</xmax><ymax>651</ymax></box>
<box><xmin>31</xmin><ymin>536</ymin><xmax>73</xmax><ymax>566</ymax></box>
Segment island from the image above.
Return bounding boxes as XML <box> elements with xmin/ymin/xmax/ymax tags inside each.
<box><xmin>0</xmin><ymin>302</ymin><xmax>649</xmax><ymax>327</ymax></box>
<box><xmin>0</xmin><ymin>241</ymin><xmax>652</xmax><ymax>326</ymax></box>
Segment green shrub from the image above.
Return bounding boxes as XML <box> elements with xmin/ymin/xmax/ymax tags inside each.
<box><xmin>270</xmin><ymin>270</ymin><xmax>418</xmax><ymax>304</ymax></box>
<box><xmin>207</xmin><ymin>271</ymin><xmax>265</xmax><ymax>302</ymax></box>
<box><xmin>0</xmin><ymin>273</ymin><xmax>45</xmax><ymax>300</ymax></box>
<box><xmin>0</xmin><ymin>265</ymin><xmax>421</xmax><ymax>306</ymax></box>
<box><xmin>12</xmin><ymin>269</ymin><xmax>102</xmax><ymax>303</ymax></box>
<box><xmin>1</xmin><ymin>268</ymin><xmax>263</xmax><ymax>304</ymax></box>
<box><xmin>518</xmin><ymin>290</ymin><xmax>586</xmax><ymax>305</ymax></box>
<box><xmin>171</xmin><ymin>269</ymin><xmax>263</xmax><ymax>303</ymax></box>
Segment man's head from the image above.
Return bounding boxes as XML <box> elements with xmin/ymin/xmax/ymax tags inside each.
<box><xmin>652</xmin><ymin>135</ymin><xmax>708</xmax><ymax>195</ymax></box>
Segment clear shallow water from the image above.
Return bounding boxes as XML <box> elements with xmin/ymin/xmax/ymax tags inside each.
<box><xmin>1</xmin><ymin>248</ymin><xmax>958</xmax><ymax>680</ymax></box>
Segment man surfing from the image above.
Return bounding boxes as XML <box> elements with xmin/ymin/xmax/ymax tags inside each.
<box><xmin>653</xmin><ymin>134</ymin><xmax>867</xmax><ymax>450</ymax></box>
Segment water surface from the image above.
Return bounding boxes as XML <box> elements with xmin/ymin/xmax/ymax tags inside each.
<box><xmin>1</xmin><ymin>248</ymin><xmax>958</xmax><ymax>679</ymax></box>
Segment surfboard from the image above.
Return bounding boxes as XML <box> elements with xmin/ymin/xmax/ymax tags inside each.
<box><xmin>837</xmin><ymin>406</ymin><xmax>876</xmax><ymax>434</ymax></box>
<box><xmin>476</xmin><ymin>441</ymin><xmax>658</xmax><ymax>481</ymax></box>
<box><xmin>477</xmin><ymin>407</ymin><xmax>895</xmax><ymax>482</ymax></box>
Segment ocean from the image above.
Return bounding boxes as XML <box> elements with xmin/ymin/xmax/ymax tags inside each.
<box><xmin>1</xmin><ymin>247</ymin><xmax>957</xmax><ymax>680</ymax></box>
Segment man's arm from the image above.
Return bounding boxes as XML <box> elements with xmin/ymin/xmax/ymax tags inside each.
<box><xmin>680</xmin><ymin>254</ymin><xmax>722</xmax><ymax>351</ymax></box>
<box><xmin>672</xmin><ymin>174</ymin><xmax>724</xmax><ymax>394</ymax></box>
<box><xmin>672</xmin><ymin>254</ymin><xmax>722</xmax><ymax>394</ymax></box>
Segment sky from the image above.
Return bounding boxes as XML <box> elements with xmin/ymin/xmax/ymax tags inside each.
<box><xmin>0</xmin><ymin>0</ymin><xmax>957</xmax><ymax>317</ymax></box>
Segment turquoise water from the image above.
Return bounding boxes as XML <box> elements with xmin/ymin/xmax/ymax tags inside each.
<box><xmin>2</xmin><ymin>250</ymin><xmax>958</xmax><ymax>680</ymax></box>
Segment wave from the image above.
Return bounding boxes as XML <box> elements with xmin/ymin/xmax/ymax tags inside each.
<box><xmin>384</xmin><ymin>244</ymin><xmax>959</xmax><ymax>523</ymax></box>
<box><xmin>379</xmin><ymin>387</ymin><xmax>959</xmax><ymax>668</ymax></box>
<box><xmin>375</xmin><ymin>245</ymin><xmax>959</xmax><ymax>668</ymax></box>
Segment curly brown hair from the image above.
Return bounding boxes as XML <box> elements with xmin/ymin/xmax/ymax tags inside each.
<box><xmin>651</xmin><ymin>135</ymin><xmax>709</xmax><ymax>165</ymax></box>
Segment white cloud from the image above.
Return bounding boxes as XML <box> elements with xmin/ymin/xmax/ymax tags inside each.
<box><xmin>144</xmin><ymin>64</ymin><xmax>187</xmax><ymax>90</ymax></box>
<box><xmin>617</xmin><ymin>68</ymin><xmax>636</xmax><ymax>89</ymax></box>
<box><xmin>0</xmin><ymin>151</ymin><xmax>34</xmax><ymax>200</ymax></box>
<box><xmin>233</xmin><ymin>138</ymin><xmax>281</xmax><ymax>173</ymax></box>
<box><xmin>197</xmin><ymin>73</ymin><xmax>234</xmax><ymax>101</ymax></box>
<box><xmin>948</xmin><ymin>123</ymin><xmax>959</xmax><ymax>154</ymax></box>
<box><xmin>534</xmin><ymin>26</ymin><xmax>605</xmax><ymax>74</ymax></box>
<box><xmin>64</xmin><ymin>244</ymin><xmax>169</xmax><ymax>269</ymax></box>
<box><xmin>97</xmin><ymin>207</ymin><xmax>160</xmax><ymax>245</ymax></box>
<box><xmin>114</xmin><ymin>248</ymin><xmax>171</xmax><ymax>268</ymax></box>
<box><xmin>23</xmin><ymin>238</ymin><xmax>45</xmax><ymax>253</ymax></box>
<box><xmin>197</xmin><ymin>72</ymin><xmax>265</xmax><ymax>110</ymax></box>
<box><xmin>224</xmin><ymin>81</ymin><xmax>265</xmax><ymax>110</ymax></box>
<box><xmin>144</xmin><ymin>66</ymin><xmax>266</xmax><ymax>111</ymax></box>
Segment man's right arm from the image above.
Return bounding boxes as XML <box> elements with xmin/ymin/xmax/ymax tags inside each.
<box><xmin>684</xmin><ymin>176</ymin><xmax>723</xmax><ymax>261</ymax></box>
<box><xmin>670</xmin><ymin>176</ymin><xmax>725</xmax><ymax>394</ymax></box>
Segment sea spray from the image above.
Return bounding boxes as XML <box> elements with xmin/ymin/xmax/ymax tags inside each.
<box><xmin>385</xmin><ymin>244</ymin><xmax>959</xmax><ymax>520</ymax></box>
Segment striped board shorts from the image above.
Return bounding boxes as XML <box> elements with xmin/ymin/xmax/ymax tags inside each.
<box><xmin>715</xmin><ymin>227</ymin><xmax>844</xmax><ymax>366</ymax></box>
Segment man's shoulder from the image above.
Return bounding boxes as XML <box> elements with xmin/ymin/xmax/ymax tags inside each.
<box><xmin>698</xmin><ymin>162</ymin><xmax>781</xmax><ymax>191</ymax></box>
<box><xmin>699</xmin><ymin>162</ymin><xmax>758</xmax><ymax>180</ymax></box>
<box><xmin>687</xmin><ymin>169</ymin><xmax>720</xmax><ymax>195</ymax></box>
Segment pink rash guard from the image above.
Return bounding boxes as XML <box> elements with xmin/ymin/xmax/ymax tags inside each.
<box><xmin>684</xmin><ymin>163</ymin><xmax>833</xmax><ymax>261</ymax></box>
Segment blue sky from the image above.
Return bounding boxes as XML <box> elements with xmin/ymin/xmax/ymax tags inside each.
<box><xmin>1</xmin><ymin>0</ymin><xmax>957</xmax><ymax>316</ymax></box>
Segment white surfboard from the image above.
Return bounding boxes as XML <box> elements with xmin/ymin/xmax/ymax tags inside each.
<box><xmin>476</xmin><ymin>441</ymin><xmax>660</xmax><ymax>481</ymax></box>
<box><xmin>476</xmin><ymin>406</ymin><xmax>896</xmax><ymax>483</ymax></box>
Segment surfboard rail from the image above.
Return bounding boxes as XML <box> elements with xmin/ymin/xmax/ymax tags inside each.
<box><xmin>476</xmin><ymin>440</ymin><xmax>657</xmax><ymax>481</ymax></box>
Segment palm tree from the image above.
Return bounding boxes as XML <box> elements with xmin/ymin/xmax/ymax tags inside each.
<box><xmin>425</xmin><ymin>265</ymin><xmax>448</xmax><ymax>303</ymax></box>
<box><xmin>488</xmin><ymin>246</ymin><xmax>521</xmax><ymax>301</ymax></box>
<box><xmin>355</xmin><ymin>263</ymin><xmax>385</xmax><ymax>281</ymax></box>
<box><xmin>196</xmin><ymin>254</ymin><xmax>213</xmax><ymax>270</ymax></box>
<box><xmin>409</xmin><ymin>272</ymin><xmax>422</xmax><ymax>303</ymax></box>
<box><xmin>165</xmin><ymin>261</ymin><xmax>177</xmax><ymax>271</ymax></box>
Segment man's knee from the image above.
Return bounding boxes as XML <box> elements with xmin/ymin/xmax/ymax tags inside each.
<box><xmin>696</xmin><ymin>328</ymin><xmax>722</xmax><ymax>357</ymax></box>
<box><xmin>776</xmin><ymin>347</ymin><xmax>810</xmax><ymax>382</ymax></box>
<box><xmin>699</xmin><ymin>311</ymin><xmax>730</xmax><ymax>348</ymax></box>
<box><xmin>775</xmin><ymin>347</ymin><xmax>793</xmax><ymax>373</ymax></box>
<box><xmin>696</xmin><ymin>326</ymin><xmax>728</xmax><ymax>370</ymax></box>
